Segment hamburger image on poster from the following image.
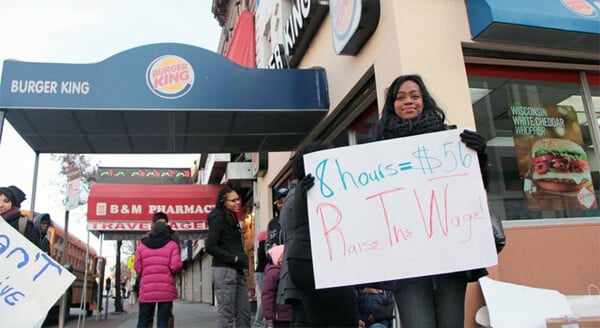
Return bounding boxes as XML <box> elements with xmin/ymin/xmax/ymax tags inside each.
<box><xmin>529</xmin><ymin>138</ymin><xmax>591</xmax><ymax>193</ymax></box>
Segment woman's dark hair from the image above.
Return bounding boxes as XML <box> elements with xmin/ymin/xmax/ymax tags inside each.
<box><xmin>374</xmin><ymin>74</ymin><xmax>446</xmax><ymax>138</ymax></box>
<box><xmin>152</xmin><ymin>212</ymin><xmax>168</xmax><ymax>223</ymax></box>
<box><xmin>215</xmin><ymin>185</ymin><xmax>236</xmax><ymax>211</ymax></box>
<box><xmin>151</xmin><ymin>221</ymin><xmax>170</xmax><ymax>236</ymax></box>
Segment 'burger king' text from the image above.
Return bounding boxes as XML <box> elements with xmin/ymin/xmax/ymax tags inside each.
<box><xmin>10</xmin><ymin>80</ymin><xmax>90</xmax><ymax>94</ymax></box>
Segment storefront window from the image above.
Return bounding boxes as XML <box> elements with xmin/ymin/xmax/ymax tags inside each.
<box><xmin>350</xmin><ymin>102</ymin><xmax>379</xmax><ymax>145</ymax></box>
<box><xmin>467</xmin><ymin>65</ymin><xmax>599</xmax><ymax>220</ymax></box>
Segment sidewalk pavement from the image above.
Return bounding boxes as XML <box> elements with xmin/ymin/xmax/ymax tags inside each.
<box><xmin>63</xmin><ymin>300</ymin><xmax>218</xmax><ymax>328</ymax></box>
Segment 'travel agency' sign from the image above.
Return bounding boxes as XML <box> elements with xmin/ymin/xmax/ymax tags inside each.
<box><xmin>88</xmin><ymin>221</ymin><xmax>209</xmax><ymax>232</ymax></box>
<box><xmin>303</xmin><ymin>130</ymin><xmax>497</xmax><ymax>289</ymax></box>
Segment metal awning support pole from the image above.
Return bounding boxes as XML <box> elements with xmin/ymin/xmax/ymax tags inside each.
<box><xmin>98</xmin><ymin>234</ymin><xmax>104</xmax><ymax>322</ymax></box>
<box><xmin>29</xmin><ymin>152</ymin><xmax>40</xmax><ymax>216</ymax></box>
<box><xmin>78</xmin><ymin>230</ymin><xmax>91</xmax><ymax>328</ymax></box>
<box><xmin>0</xmin><ymin>110</ymin><xmax>5</xmax><ymax>145</ymax></box>
<box><xmin>58</xmin><ymin>210</ymin><xmax>70</xmax><ymax>328</ymax></box>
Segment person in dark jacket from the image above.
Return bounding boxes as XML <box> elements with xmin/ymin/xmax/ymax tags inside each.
<box><xmin>370</xmin><ymin>74</ymin><xmax>489</xmax><ymax>328</ymax></box>
<box><xmin>34</xmin><ymin>213</ymin><xmax>52</xmax><ymax>254</ymax></box>
<box><xmin>262</xmin><ymin>245</ymin><xmax>292</xmax><ymax>327</ymax></box>
<box><xmin>265</xmin><ymin>187</ymin><xmax>288</xmax><ymax>262</ymax></box>
<box><xmin>275</xmin><ymin>181</ymin><xmax>309</xmax><ymax>327</ymax></box>
<box><xmin>287</xmin><ymin>142</ymin><xmax>359</xmax><ymax>327</ymax></box>
<box><xmin>0</xmin><ymin>185</ymin><xmax>40</xmax><ymax>248</ymax></box>
<box><xmin>206</xmin><ymin>186</ymin><xmax>251</xmax><ymax>328</ymax></box>
<box><xmin>134</xmin><ymin>221</ymin><xmax>183</xmax><ymax>328</ymax></box>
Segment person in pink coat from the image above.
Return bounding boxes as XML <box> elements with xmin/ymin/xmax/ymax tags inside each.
<box><xmin>134</xmin><ymin>221</ymin><xmax>183</xmax><ymax>328</ymax></box>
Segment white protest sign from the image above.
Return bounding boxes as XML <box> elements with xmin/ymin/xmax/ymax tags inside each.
<box><xmin>303</xmin><ymin>129</ymin><xmax>498</xmax><ymax>289</ymax></box>
<box><xmin>0</xmin><ymin>218</ymin><xmax>76</xmax><ymax>327</ymax></box>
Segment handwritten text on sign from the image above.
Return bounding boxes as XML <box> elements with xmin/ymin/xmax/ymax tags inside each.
<box><xmin>303</xmin><ymin>130</ymin><xmax>497</xmax><ymax>289</ymax></box>
<box><xmin>0</xmin><ymin>218</ymin><xmax>76</xmax><ymax>327</ymax></box>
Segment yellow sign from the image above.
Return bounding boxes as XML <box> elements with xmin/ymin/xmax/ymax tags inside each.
<box><xmin>127</xmin><ymin>255</ymin><xmax>135</xmax><ymax>270</ymax></box>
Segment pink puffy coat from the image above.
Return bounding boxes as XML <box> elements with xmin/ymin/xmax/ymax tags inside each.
<box><xmin>134</xmin><ymin>239</ymin><xmax>183</xmax><ymax>303</ymax></box>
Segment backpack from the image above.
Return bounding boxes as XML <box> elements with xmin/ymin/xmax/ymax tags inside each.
<box><xmin>18</xmin><ymin>216</ymin><xmax>29</xmax><ymax>234</ymax></box>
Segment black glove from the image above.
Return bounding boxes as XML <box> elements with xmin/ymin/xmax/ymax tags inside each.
<box><xmin>238</xmin><ymin>254</ymin><xmax>249</xmax><ymax>268</ymax></box>
<box><xmin>460</xmin><ymin>129</ymin><xmax>490</xmax><ymax>190</ymax></box>
<box><xmin>299</xmin><ymin>174</ymin><xmax>315</xmax><ymax>195</ymax></box>
<box><xmin>460</xmin><ymin>129</ymin><xmax>486</xmax><ymax>158</ymax></box>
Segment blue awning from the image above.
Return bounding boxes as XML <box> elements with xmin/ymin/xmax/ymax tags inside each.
<box><xmin>465</xmin><ymin>0</ymin><xmax>600</xmax><ymax>52</ymax></box>
<box><xmin>0</xmin><ymin>43</ymin><xmax>329</xmax><ymax>153</ymax></box>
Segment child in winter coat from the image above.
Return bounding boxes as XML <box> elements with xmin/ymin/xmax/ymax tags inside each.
<box><xmin>134</xmin><ymin>221</ymin><xmax>183</xmax><ymax>328</ymax></box>
<box><xmin>261</xmin><ymin>245</ymin><xmax>293</xmax><ymax>327</ymax></box>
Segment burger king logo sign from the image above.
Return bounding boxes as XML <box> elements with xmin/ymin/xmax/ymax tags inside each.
<box><xmin>146</xmin><ymin>55</ymin><xmax>194</xmax><ymax>99</ymax></box>
<box><xmin>561</xmin><ymin>0</ymin><xmax>598</xmax><ymax>18</ymax></box>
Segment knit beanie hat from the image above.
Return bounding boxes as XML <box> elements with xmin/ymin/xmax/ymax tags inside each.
<box><xmin>0</xmin><ymin>185</ymin><xmax>26</xmax><ymax>208</ymax></box>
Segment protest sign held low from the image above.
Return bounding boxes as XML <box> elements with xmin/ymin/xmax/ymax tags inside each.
<box><xmin>0</xmin><ymin>218</ymin><xmax>76</xmax><ymax>327</ymax></box>
<box><xmin>303</xmin><ymin>129</ymin><xmax>498</xmax><ymax>289</ymax></box>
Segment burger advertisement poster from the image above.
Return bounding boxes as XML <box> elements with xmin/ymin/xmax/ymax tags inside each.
<box><xmin>508</xmin><ymin>104</ymin><xmax>596</xmax><ymax>211</ymax></box>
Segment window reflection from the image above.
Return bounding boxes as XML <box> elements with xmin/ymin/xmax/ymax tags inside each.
<box><xmin>468</xmin><ymin>66</ymin><xmax>599</xmax><ymax>220</ymax></box>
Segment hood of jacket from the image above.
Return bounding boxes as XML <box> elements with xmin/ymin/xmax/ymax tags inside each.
<box><xmin>141</xmin><ymin>222</ymin><xmax>172</xmax><ymax>249</ymax></box>
<box><xmin>141</xmin><ymin>234</ymin><xmax>171</xmax><ymax>249</ymax></box>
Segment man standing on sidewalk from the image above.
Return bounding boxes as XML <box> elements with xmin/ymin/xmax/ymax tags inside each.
<box><xmin>206</xmin><ymin>186</ymin><xmax>251</xmax><ymax>328</ymax></box>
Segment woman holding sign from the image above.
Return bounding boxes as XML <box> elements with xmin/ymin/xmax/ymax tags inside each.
<box><xmin>0</xmin><ymin>185</ymin><xmax>40</xmax><ymax>247</ymax></box>
<box><xmin>371</xmin><ymin>74</ymin><xmax>489</xmax><ymax>328</ymax></box>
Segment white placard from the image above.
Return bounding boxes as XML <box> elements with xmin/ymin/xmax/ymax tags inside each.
<box><xmin>0</xmin><ymin>218</ymin><xmax>76</xmax><ymax>327</ymax></box>
<box><xmin>303</xmin><ymin>129</ymin><xmax>498</xmax><ymax>289</ymax></box>
<box><xmin>479</xmin><ymin>277</ymin><xmax>573</xmax><ymax>328</ymax></box>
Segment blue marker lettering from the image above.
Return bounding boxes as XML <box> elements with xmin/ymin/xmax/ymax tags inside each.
<box><xmin>6</xmin><ymin>247</ymin><xmax>29</xmax><ymax>269</ymax></box>
<box><xmin>315</xmin><ymin>159</ymin><xmax>334</xmax><ymax>198</ymax></box>
<box><xmin>33</xmin><ymin>253</ymin><xmax>62</xmax><ymax>281</ymax></box>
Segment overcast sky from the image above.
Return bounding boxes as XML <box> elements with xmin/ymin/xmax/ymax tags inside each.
<box><xmin>0</xmin><ymin>0</ymin><xmax>222</xmax><ymax>265</ymax></box>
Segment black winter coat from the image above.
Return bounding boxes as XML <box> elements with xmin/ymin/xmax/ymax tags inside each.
<box><xmin>265</xmin><ymin>214</ymin><xmax>282</xmax><ymax>263</ymax></box>
<box><xmin>206</xmin><ymin>208</ymin><xmax>248</xmax><ymax>272</ymax></box>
